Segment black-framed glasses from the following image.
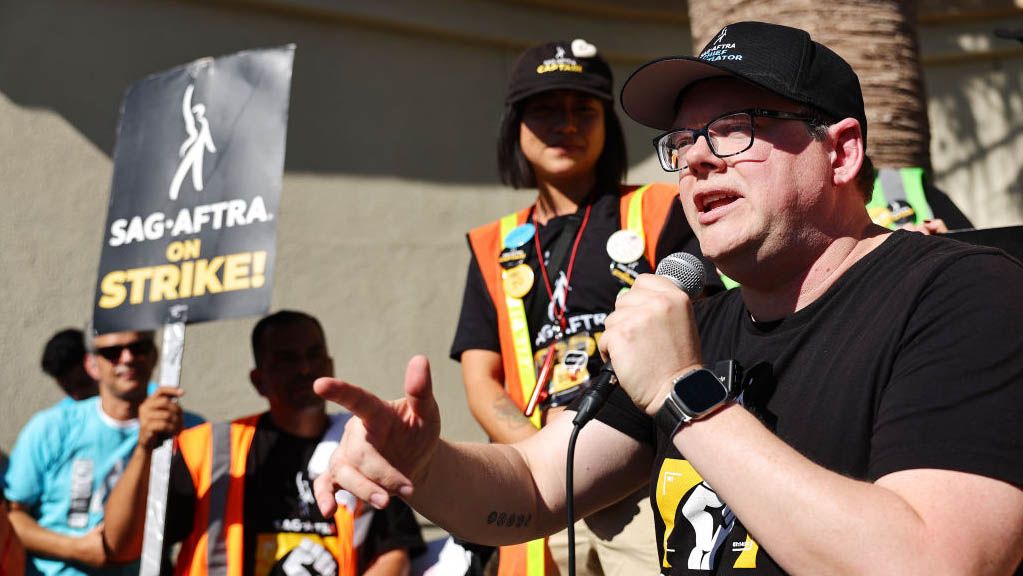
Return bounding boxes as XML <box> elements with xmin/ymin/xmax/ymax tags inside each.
<box><xmin>653</xmin><ymin>109</ymin><xmax>819</xmax><ymax>172</ymax></box>
<box><xmin>95</xmin><ymin>339</ymin><xmax>155</xmax><ymax>362</ymax></box>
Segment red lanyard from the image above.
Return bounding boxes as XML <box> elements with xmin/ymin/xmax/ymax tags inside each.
<box><xmin>533</xmin><ymin>204</ymin><xmax>592</xmax><ymax>334</ymax></box>
<box><xmin>523</xmin><ymin>204</ymin><xmax>592</xmax><ymax>417</ymax></box>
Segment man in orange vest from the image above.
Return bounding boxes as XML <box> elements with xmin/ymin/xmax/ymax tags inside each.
<box><xmin>103</xmin><ymin>310</ymin><xmax>424</xmax><ymax>576</ymax></box>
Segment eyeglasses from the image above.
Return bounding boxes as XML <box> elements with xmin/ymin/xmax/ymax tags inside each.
<box><xmin>95</xmin><ymin>339</ymin><xmax>155</xmax><ymax>363</ymax></box>
<box><xmin>653</xmin><ymin>109</ymin><xmax>819</xmax><ymax>172</ymax></box>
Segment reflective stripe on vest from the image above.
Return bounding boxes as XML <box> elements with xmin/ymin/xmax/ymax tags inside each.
<box><xmin>625</xmin><ymin>184</ymin><xmax>647</xmax><ymax>243</ymax></box>
<box><xmin>469</xmin><ymin>184</ymin><xmax>675</xmax><ymax>576</ymax></box>
<box><xmin>868</xmin><ymin>167</ymin><xmax>933</xmax><ymax>228</ymax></box>
<box><xmin>619</xmin><ymin>184</ymin><xmax>673</xmax><ymax>267</ymax></box>
<box><xmin>175</xmin><ymin>415</ymin><xmax>357</xmax><ymax>576</ymax></box>
<box><xmin>496</xmin><ymin>539</ymin><xmax>554</xmax><ymax>576</ymax></box>
<box><xmin>500</xmin><ymin>212</ymin><xmax>543</xmax><ymax>431</ymax></box>
<box><xmin>207</xmin><ymin>421</ymin><xmax>232</xmax><ymax>576</ymax></box>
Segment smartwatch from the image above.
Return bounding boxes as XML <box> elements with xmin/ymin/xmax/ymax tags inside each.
<box><xmin>654</xmin><ymin>368</ymin><xmax>731</xmax><ymax>437</ymax></box>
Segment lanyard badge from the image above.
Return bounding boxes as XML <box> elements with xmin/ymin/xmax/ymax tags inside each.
<box><xmin>522</xmin><ymin>206</ymin><xmax>592</xmax><ymax>417</ymax></box>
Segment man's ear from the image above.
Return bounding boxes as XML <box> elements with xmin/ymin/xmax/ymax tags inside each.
<box><xmin>250</xmin><ymin>368</ymin><xmax>266</xmax><ymax>397</ymax></box>
<box><xmin>84</xmin><ymin>354</ymin><xmax>101</xmax><ymax>381</ymax></box>
<box><xmin>827</xmin><ymin>118</ymin><xmax>865</xmax><ymax>188</ymax></box>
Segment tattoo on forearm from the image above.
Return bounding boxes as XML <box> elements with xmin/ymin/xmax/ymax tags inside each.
<box><xmin>486</xmin><ymin>510</ymin><xmax>531</xmax><ymax>529</ymax></box>
<box><xmin>494</xmin><ymin>396</ymin><xmax>528</xmax><ymax>428</ymax></box>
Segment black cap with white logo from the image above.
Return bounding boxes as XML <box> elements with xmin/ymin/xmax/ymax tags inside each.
<box><xmin>620</xmin><ymin>21</ymin><xmax>867</xmax><ymax>147</ymax></box>
<box><xmin>506</xmin><ymin>39</ymin><xmax>613</xmax><ymax>105</ymax></box>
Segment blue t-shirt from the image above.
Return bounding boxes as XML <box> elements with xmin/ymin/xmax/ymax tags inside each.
<box><xmin>4</xmin><ymin>389</ymin><xmax>203</xmax><ymax>576</ymax></box>
<box><xmin>4</xmin><ymin>397</ymin><xmax>140</xmax><ymax>576</ymax></box>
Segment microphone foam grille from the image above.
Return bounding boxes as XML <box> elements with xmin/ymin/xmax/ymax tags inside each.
<box><xmin>655</xmin><ymin>252</ymin><xmax>706</xmax><ymax>297</ymax></box>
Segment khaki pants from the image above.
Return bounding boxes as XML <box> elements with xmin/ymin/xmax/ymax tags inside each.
<box><xmin>546</xmin><ymin>487</ymin><xmax>659</xmax><ymax>576</ymax></box>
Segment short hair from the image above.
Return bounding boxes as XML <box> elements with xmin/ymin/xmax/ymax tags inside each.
<box><xmin>497</xmin><ymin>98</ymin><xmax>628</xmax><ymax>190</ymax></box>
<box><xmin>251</xmin><ymin>310</ymin><xmax>326</xmax><ymax>365</ymax></box>
<box><xmin>41</xmin><ymin>329</ymin><xmax>87</xmax><ymax>379</ymax></box>
<box><xmin>801</xmin><ymin>111</ymin><xmax>874</xmax><ymax>202</ymax></box>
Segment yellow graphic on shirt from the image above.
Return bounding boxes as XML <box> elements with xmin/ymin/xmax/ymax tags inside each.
<box><xmin>656</xmin><ymin>458</ymin><xmax>760</xmax><ymax>570</ymax></box>
<box><xmin>732</xmin><ymin>535</ymin><xmax>759</xmax><ymax>568</ymax></box>
<box><xmin>657</xmin><ymin>458</ymin><xmax>704</xmax><ymax>569</ymax></box>
<box><xmin>255</xmin><ymin>532</ymin><xmax>340</xmax><ymax>576</ymax></box>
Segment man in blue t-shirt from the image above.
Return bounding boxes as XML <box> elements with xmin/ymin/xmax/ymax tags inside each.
<box><xmin>4</xmin><ymin>328</ymin><xmax>197</xmax><ymax>576</ymax></box>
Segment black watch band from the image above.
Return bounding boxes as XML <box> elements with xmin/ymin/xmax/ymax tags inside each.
<box><xmin>654</xmin><ymin>365</ymin><xmax>735</xmax><ymax>437</ymax></box>
<box><xmin>654</xmin><ymin>390</ymin><xmax>688</xmax><ymax>437</ymax></box>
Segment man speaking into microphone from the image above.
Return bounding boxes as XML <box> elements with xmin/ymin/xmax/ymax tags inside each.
<box><xmin>313</xmin><ymin>22</ymin><xmax>1023</xmax><ymax>575</ymax></box>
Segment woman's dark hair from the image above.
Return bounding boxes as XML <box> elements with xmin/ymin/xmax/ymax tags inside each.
<box><xmin>497</xmin><ymin>98</ymin><xmax>628</xmax><ymax>190</ymax></box>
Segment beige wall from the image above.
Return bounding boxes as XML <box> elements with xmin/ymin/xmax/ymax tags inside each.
<box><xmin>1</xmin><ymin>0</ymin><xmax>1021</xmax><ymax>460</ymax></box>
<box><xmin>920</xmin><ymin>13</ymin><xmax>1023</xmax><ymax>225</ymax></box>
<box><xmin>0</xmin><ymin>0</ymin><xmax>681</xmax><ymax>454</ymax></box>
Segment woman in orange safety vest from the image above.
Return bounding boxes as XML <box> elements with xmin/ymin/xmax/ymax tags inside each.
<box><xmin>449</xmin><ymin>39</ymin><xmax>719</xmax><ymax>576</ymax></box>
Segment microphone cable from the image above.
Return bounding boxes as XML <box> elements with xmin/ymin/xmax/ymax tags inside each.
<box><xmin>563</xmin><ymin>252</ymin><xmax>706</xmax><ymax>576</ymax></box>
<box><xmin>566</xmin><ymin>422</ymin><xmax>583</xmax><ymax>576</ymax></box>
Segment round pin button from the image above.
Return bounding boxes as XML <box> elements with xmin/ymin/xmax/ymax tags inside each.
<box><xmin>503</xmin><ymin>223</ymin><xmax>536</xmax><ymax>250</ymax></box>
<box><xmin>606</xmin><ymin>229</ymin><xmax>644</xmax><ymax>263</ymax></box>
<box><xmin>502</xmin><ymin>264</ymin><xmax>535</xmax><ymax>298</ymax></box>
<box><xmin>499</xmin><ymin>247</ymin><xmax>528</xmax><ymax>269</ymax></box>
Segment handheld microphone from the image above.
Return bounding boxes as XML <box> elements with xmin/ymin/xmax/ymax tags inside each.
<box><xmin>572</xmin><ymin>252</ymin><xmax>706</xmax><ymax>427</ymax></box>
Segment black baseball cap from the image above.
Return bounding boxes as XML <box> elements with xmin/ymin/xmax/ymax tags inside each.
<box><xmin>621</xmin><ymin>21</ymin><xmax>868</xmax><ymax>147</ymax></box>
<box><xmin>506</xmin><ymin>39</ymin><xmax>613</xmax><ymax>105</ymax></box>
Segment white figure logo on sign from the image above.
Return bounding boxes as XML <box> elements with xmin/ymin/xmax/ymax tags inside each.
<box><xmin>169</xmin><ymin>84</ymin><xmax>217</xmax><ymax>201</ymax></box>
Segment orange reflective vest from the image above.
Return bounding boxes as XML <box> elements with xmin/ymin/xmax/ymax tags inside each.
<box><xmin>466</xmin><ymin>183</ymin><xmax>676</xmax><ymax>576</ymax></box>
<box><xmin>173</xmin><ymin>414</ymin><xmax>357</xmax><ymax>576</ymax></box>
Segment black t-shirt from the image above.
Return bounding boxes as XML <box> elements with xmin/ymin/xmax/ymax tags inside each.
<box><xmin>166</xmin><ymin>414</ymin><xmax>425</xmax><ymax>576</ymax></box>
<box><xmin>593</xmin><ymin>231</ymin><xmax>1023</xmax><ymax>575</ymax></box>
<box><xmin>450</xmin><ymin>184</ymin><xmax>718</xmax><ymax>407</ymax></box>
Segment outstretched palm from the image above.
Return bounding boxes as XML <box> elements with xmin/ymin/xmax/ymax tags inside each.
<box><xmin>312</xmin><ymin>355</ymin><xmax>441</xmax><ymax>514</ymax></box>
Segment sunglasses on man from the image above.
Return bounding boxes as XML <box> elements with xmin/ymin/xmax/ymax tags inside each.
<box><xmin>94</xmin><ymin>339</ymin><xmax>156</xmax><ymax>363</ymax></box>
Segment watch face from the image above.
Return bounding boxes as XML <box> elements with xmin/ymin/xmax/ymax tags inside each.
<box><xmin>677</xmin><ymin>369</ymin><xmax>728</xmax><ymax>414</ymax></box>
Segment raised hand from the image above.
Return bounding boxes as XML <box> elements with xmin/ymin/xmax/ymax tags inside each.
<box><xmin>900</xmin><ymin>218</ymin><xmax>948</xmax><ymax>235</ymax></box>
<box><xmin>312</xmin><ymin>355</ymin><xmax>441</xmax><ymax>516</ymax></box>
